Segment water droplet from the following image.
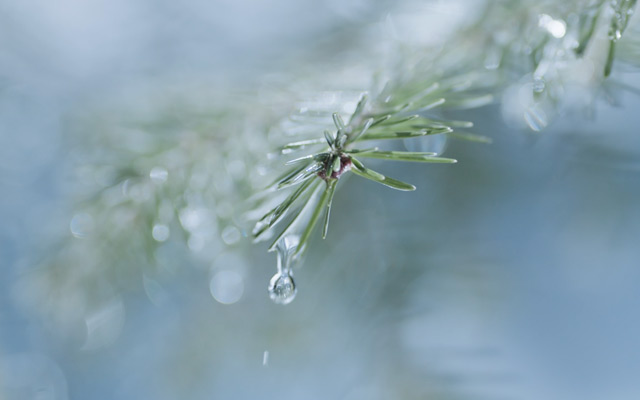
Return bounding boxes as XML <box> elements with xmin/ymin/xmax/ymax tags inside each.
<box><xmin>70</xmin><ymin>213</ymin><xmax>94</xmax><ymax>238</ymax></box>
<box><xmin>149</xmin><ymin>167</ymin><xmax>168</xmax><ymax>183</ymax></box>
<box><xmin>484</xmin><ymin>48</ymin><xmax>501</xmax><ymax>70</ymax></box>
<box><xmin>179</xmin><ymin>207</ymin><xmax>205</xmax><ymax>232</ymax></box>
<box><xmin>221</xmin><ymin>225</ymin><xmax>241</xmax><ymax>245</ymax></box>
<box><xmin>269</xmin><ymin>272</ymin><xmax>297</xmax><ymax>305</ymax></box>
<box><xmin>152</xmin><ymin>224</ymin><xmax>170</xmax><ymax>242</ymax></box>
<box><xmin>532</xmin><ymin>77</ymin><xmax>546</xmax><ymax>93</ymax></box>
<box><xmin>268</xmin><ymin>236</ymin><xmax>300</xmax><ymax>305</ymax></box>
<box><xmin>538</xmin><ymin>14</ymin><xmax>566</xmax><ymax>38</ymax></box>
<box><xmin>609</xmin><ymin>29</ymin><xmax>621</xmax><ymax>41</ymax></box>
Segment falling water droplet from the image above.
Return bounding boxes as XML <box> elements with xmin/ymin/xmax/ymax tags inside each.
<box><xmin>269</xmin><ymin>272</ymin><xmax>296</xmax><ymax>305</ymax></box>
<box><xmin>268</xmin><ymin>235</ymin><xmax>300</xmax><ymax>305</ymax></box>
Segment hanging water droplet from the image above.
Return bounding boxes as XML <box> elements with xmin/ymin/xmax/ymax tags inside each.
<box><xmin>269</xmin><ymin>272</ymin><xmax>296</xmax><ymax>305</ymax></box>
<box><xmin>268</xmin><ymin>235</ymin><xmax>300</xmax><ymax>305</ymax></box>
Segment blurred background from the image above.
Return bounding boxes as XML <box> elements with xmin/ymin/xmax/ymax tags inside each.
<box><xmin>2</xmin><ymin>0</ymin><xmax>640</xmax><ymax>399</ymax></box>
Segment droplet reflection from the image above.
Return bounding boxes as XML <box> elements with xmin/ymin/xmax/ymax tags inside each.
<box><xmin>268</xmin><ymin>235</ymin><xmax>300</xmax><ymax>305</ymax></box>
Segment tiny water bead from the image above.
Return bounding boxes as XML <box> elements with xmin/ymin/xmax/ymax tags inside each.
<box><xmin>221</xmin><ymin>225</ymin><xmax>241</xmax><ymax>245</ymax></box>
<box><xmin>149</xmin><ymin>166</ymin><xmax>168</xmax><ymax>183</ymax></box>
<box><xmin>268</xmin><ymin>235</ymin><xmax>300</xmax><ymax>305</ymax></box>
<box><xmin>538</xmin><ymin>14</ymin><xmax>566</xmax><ymax>39</ymax></box>
<box><xmin>70</xmin><ymin>213</ymin><xmax>94</xmax><ymax>238</ymax></box>
<box><xmin>268</xmin><ymin>272</ymin><xmax>296</xmax><ymax>305</ymax></box>
<box><xmin>532</xmin><ymin>77</ymin><xmax>546</xmax><ymax>94</ymax></box>
<box><xmin>152</xmin><ymin>224</ymin><xmax>170</xmax><ymax>242</ymax></box>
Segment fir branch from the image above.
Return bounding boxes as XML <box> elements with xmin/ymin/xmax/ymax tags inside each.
<box><xmin>25</xmin><ymin>0</ymin><xmax>640</xmax><ymax>316</ymax></box>
<box><xmin>252</xmin><ymin>74</ymin><xmax>489</xmax><ymax>257</ymax></box>
<box><xmin>251</xmin><ymin>0</ymin><xmax>639</xmax><ymax>262</ymax></box>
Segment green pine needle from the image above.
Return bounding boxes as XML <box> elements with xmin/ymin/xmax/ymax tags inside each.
<box><xmin>350</xmin><ymin>162</ymin><xmax>416</xmax><ymax>191</ymax></box>
<box><xmin>355</xmin><ymin>151</ymin><xmax>457</xmax><ymax>163</ymax></box>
